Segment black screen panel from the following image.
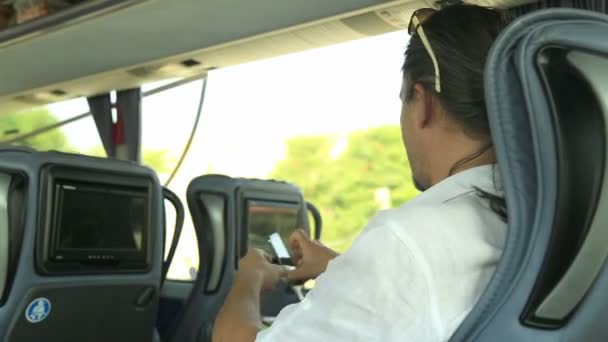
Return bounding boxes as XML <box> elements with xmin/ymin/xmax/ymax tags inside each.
<box><xmin>55</xmin><ymin>182</ymin><xmax>146</xmax><ymax>252</ymax></box>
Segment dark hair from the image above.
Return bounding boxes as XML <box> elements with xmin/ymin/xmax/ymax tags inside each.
<box><xmin>402</xmin><ymin>5</ymin><xmax>512</xmax><ymax>220</ymax></box>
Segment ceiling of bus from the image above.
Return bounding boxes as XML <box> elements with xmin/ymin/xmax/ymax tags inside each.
<box><xmin>0</xmin><ymin>0</ymin><xmax>535</xmax><ymax>113</ymax></box>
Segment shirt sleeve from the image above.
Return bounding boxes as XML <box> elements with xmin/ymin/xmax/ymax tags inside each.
<box><xmin>256</xmin><ymin>220</ymin><xmax>439</xmax><ymax>342</ymax></box>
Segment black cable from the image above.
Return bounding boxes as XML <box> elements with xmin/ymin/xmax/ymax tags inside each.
<box><xmin>306</xmin><ymin>202</ymin><xmax>323</xmax><ymax>241</ymax></box>
<box><xmin>447</xmin><ymin>142</ymin><xmax>494</xmax><ymax>177</ymax></box>
<box><xmin>162</xmin><ymin>187</ymin><xmax>185</xmax><ymax>286</ymax></box>
<box><xmin>164</xmin><ymin>77</ymin><xmax>208</xmax><ymax>187</ymax></box>
<box><xmin>0</xmin><ymin>111</ymin><xmax>91</xmax><ymax>146</ymax></box>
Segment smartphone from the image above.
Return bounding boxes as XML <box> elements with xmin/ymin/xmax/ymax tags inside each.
<box><xmin>268</xmin><ymin>232</ymin><xmax>304</xmax><ymax>301</ymax></box>
<box><xmin>268</xmin><ymin>232</ymin><xmax>292</xmax><ymax>265</ymax></box>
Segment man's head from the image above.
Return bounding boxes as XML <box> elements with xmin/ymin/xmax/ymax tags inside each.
<box><xmin>400</xmin><ymin>5</ymin><xmax>512</xmax><ymax>191</ymax></box>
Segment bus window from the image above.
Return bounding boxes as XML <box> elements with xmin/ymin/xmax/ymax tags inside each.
<box><xmin>3</xmin><ymin>29</ymin><xmax>418</xmax><ymax>282</ymax></box>
<box><xmin>144</xmin><ymin>29</ymin><xmax>418</xmax><ymax>281</ymax></box>
<box><xmin>141</xmin><ymin>79</ymin><xmax>204</xmax><ymax>280</ymax></box>
<box><xmin>1</xmin><ymin>97</ymin><xmax>104</xmax><ymax>156</ymax></box>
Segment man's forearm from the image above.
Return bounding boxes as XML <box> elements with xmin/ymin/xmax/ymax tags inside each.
<box><xmin>213</xmin><ymin>271</ymin><xmax>264</xmax><ymax>342</ymax></box>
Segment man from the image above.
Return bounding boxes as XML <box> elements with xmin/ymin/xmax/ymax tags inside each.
<box><xmin>213</xmin><ymin>5</ymin><xmax>511</xmax><ymax>341</ymax></box>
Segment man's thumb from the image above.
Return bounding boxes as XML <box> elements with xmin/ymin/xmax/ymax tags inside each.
<box><xmin>290</xmin><ymin>229</ymin><xmax>312</xmax><ymax>249</ymax></box>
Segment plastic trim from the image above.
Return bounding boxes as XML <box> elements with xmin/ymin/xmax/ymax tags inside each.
<box><xmin>534</xmin><ymin>51</ymin><xmax>608</xmax><ymax>321</ymax></box>
<box><xmin>199</xmin><ymin>194</ymin><xmax>225</xmax><ymax>292</ymax></box>
<box><xmin>0</xmin><ymin>173</ymin><xmax>10</xmax><ymax>301</ymax></box>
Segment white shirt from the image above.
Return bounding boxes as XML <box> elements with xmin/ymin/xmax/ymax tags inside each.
<box><xmin>256</xmin><ymin>165</ymin><xmax>506</xmax><ymax>342</ymax></box>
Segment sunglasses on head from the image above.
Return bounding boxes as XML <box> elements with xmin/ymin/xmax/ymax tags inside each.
<box><xmin>408</xmin><ymin>8</ymin><xmax>441</xmax><ymax>93</ymax></box>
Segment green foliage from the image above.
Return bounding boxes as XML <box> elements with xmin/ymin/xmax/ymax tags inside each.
<box><xmin>0</xmin><ymin>110</ymin><xmax>173</xmax><ymax>174</ymax></box>
<box><xmin>271</xmin><ymin>125</ymin><xmax>419</xmax><ymax>252</ymax></box>
<box><xmin>142</xmin><ymin>149</ymin><xmax>175</xmax><ymax>175</ymax></box>
<box><xmin>0</xmin><ymin>109</ymin><xmax>71</xmax><ymax>151</ymax></box>
<box><xmin>86</xmin><ymin>146</ymin><xmax>174</xmax><ymax>174</ymax></box>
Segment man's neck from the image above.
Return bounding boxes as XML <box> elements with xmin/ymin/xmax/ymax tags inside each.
<box><xmin>429</xmin><ymin>145</ymin><xmax>496</xmax><ymax>187</ymax></box>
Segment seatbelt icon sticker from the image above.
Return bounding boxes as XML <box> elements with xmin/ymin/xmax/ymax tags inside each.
<box><xmin>25</xmin><ymin>298</ymin><xmax>51</xmax><ymax>323</ymax></box>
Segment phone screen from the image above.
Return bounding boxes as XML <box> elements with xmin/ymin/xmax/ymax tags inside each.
<box><xmin>269</xmin><ymin>232</ymin><xmax>291</xmax><ymax>262</ymax></box>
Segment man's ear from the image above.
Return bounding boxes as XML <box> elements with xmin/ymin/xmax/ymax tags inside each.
<box><xmin>412</xmin><ymin>83</ymin><xmax>433</xmax><ymax>129</ymax></box>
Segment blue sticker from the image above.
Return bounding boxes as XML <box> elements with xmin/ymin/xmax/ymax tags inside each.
<box><xmin>25</xmin><ymin>298</ymin><xmax>51</xmax><ymax>323</ymax></box>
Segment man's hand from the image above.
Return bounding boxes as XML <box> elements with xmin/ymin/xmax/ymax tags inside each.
<box><xmin>238</xmin><ymin>248</ymin><xmax>286</xmax><ymax>291</ymax></box>
<box><xmin>213</xmin><ymin>248</ymin><xmax>286</xmax><ymax>342</ymax></box>
<box><xmin>287</xmin><ymin>229</ymin><xmax>340</xmax><ymax>282</ymax></box>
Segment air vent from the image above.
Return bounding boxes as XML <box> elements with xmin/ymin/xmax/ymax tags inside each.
<box><xmin>13</xmin><ymin>94</ymin><xmax>48</xmax><ymax>105</ymax></box>
<box><xmin>181</xmin><ymin>59</ymin><xmax>202</xmax><ymax>68</ymax></box>
<box><xmin>50</xmin><ymin>89</ymin><xmax>67</xmax><ymax>96</ymax></box>
<box><xmin>341</xmin><ymin>12</ymin><xmax>397</xmax><ymax>35</ymax></box>
<box><xmin>13</xmin><ymin>90</ymin><xmax>69</xmax><ymax>104</ymax></box>
<box><xmin>127</xmin><ymin>60</ymin><xmax>203</xmax><ymax>78</ymax></box>
<box><xmin>127</xmin><ymin>64</ymin><xmax>165</xmax><ymax>77</ymax></box>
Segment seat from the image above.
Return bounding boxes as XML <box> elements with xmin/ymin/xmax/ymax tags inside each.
<box><xmin>0</xmin><ymin>150</ymin><xmax>165</xmax><ymax>342</ymax></box>
<box><xmin>164</xmin><ymin>175</ymin><xmax>311</xmax><ymax>342</ymax></box>
<box><xmin>163</xmin><ymin>175</ymin><xmax>238</xmax><ymax>342</ymax></box>
<box><xmin>450</xmin><ymin>8</ymin><xmax>608</xmax><ymax>341</ymax></box>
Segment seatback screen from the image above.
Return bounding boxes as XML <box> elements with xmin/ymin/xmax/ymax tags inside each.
<box><xmin>52</xmin><ymin>181</ymin><xmax>148</xmax><ymax>259</ymax></box>
<box><xmin>246</xmin><ymin>200</ymin><xmax>299</xmax><ymax>260</ymax></box>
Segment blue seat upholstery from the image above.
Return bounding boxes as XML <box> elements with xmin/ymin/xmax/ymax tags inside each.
<box><xmin>451</xmin><ymin>8</ymin><xmax>608</xmax><ymax>341</ymax></box>
<box><xmin>0</xmin><ymin>150</ymin><xmax>165</xmax><ymax>342</ymax></box>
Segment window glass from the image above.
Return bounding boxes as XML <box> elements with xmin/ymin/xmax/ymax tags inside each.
<box><xmin>1</xmin><ymin>97</ymin><xmax>104</xmax><ymax>155</ymax></box>
<box><xmin>146</xmin><ymin>30</ymin><xmax>419</xmax><ymax>280</ymax></box>
<box><xmin>6</xmin><ymin>29</ymin><xmax>419</xmax><ymax>282</ymax></box>
<box><xmin>141</xmin><ymin>79</ymin><xmax>204</xmax><ymax>280</ymax></box>
<box><xmin>141</xmin><ymin>78</ymin><xmax>203</xmax><ymax>185</ymax></box>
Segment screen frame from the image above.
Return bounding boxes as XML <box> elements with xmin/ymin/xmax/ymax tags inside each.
<box><xmin>37</xmin><ymin>165</ymin><xmax>154</xmax><ymax>275</ymax></box>
<box><xmin>244</xmin><ymin>199</ymin><xmax>301</xmax><ymax>261</ymax></box>
<box><xmin>237</xmin><ymin>179</ymin><xmax>309</xmax><ymax>266</ymax></box>
<box><xmin>49</xmin><ymin>179</ymin><xmax>149</xmax><ymax>262</ymax></box>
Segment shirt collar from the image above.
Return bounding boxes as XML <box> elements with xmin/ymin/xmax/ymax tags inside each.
<box><xmin>411</xmin><ymin>164</ymin><xmax>502</xmax><ymax>205</ymax></box>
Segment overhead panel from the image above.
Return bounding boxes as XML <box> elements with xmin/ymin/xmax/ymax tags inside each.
<box><xmin>0</xmin><ymin>0</ymin><xmax>426</xmax><ymax>114</ymax></box>
<box><xmin>0</xmin><ymin>0</ymin><xmax>539</xmax><ymax>114</ymax></box>
<box><xmin>0</xmin><ymin>0</ymin><xmax>401</xmax><ymax>97</ymax></box>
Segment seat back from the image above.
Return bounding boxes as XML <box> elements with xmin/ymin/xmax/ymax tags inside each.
<box><xmin>165</xmin><ymin>175</ymin><xmax>239</xmax><ymax>342</ymax></box>
<box><xmin>166</xmin><ymin>175</ymin><xmax>310</xmax><ymax>342</ymax></box>
<box><xmin>0</xmin><ymin>150</ymin><xmax>165</xmax><ymax>342</ymax></box>
<box><xmin>450</xmin><ymin>8</ymin><xmax>608</xmax><ymax>341</ymax></box>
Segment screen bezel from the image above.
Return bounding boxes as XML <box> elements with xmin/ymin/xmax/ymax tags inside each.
<box><xmin>37</xmin><ymin>165</ymin><xmax>154</xmax><ymax>275</ymax></box>
<box><xmin>244</xmin><ymin>199</ymin><xmax>303</xmax><ymax>264</ymax></box>
<box><xmin>236</xmin><ymin>183</ymin><xmax>309</xmax><ymax>264</ymax></box>
<box><xmin>49</xmin><ymin>179</ymin><xmax>149</xmax><ymax>263</ymax></box>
